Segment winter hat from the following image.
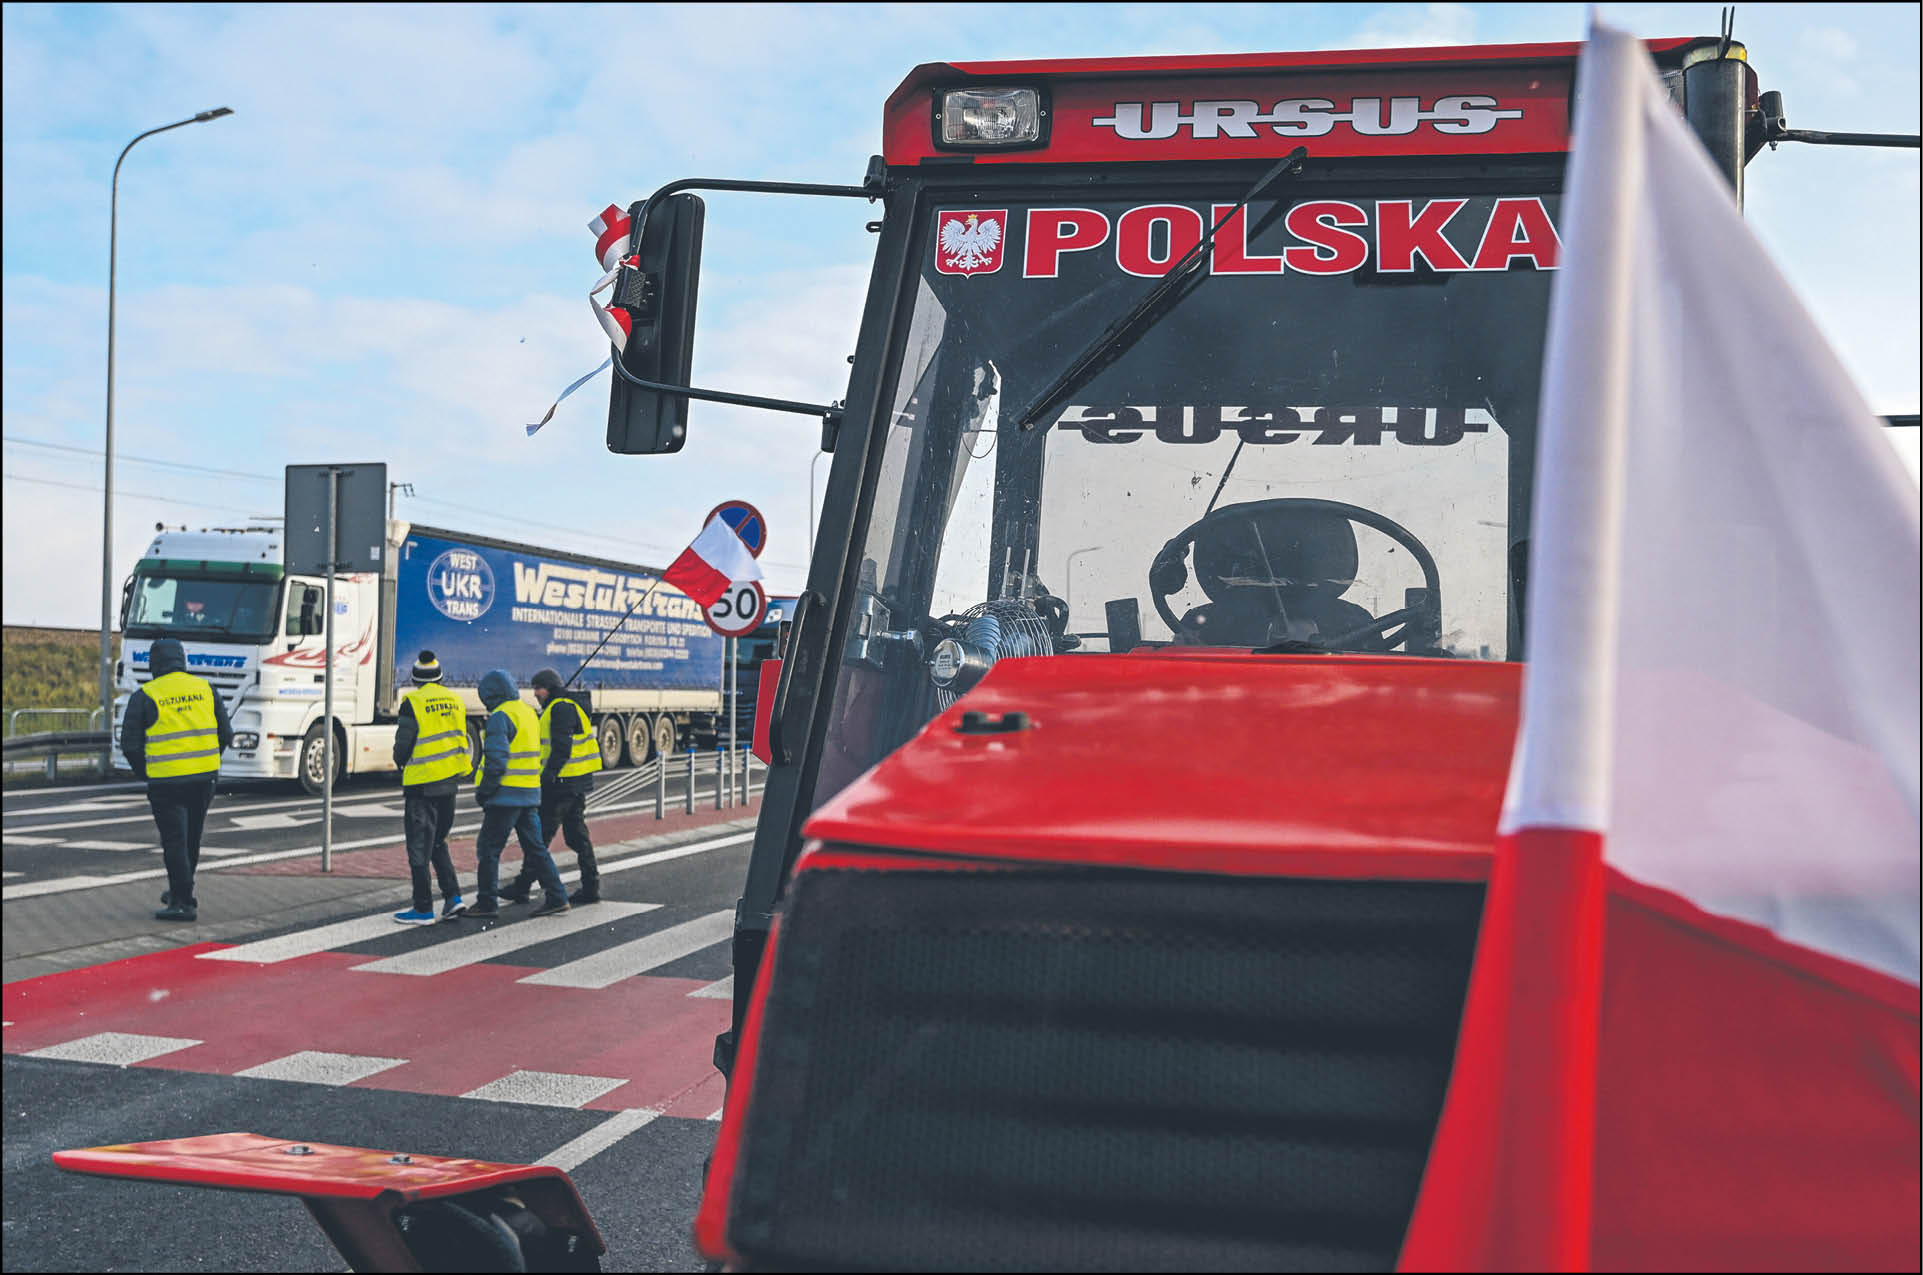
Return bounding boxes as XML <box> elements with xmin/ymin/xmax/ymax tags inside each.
<box><xmin>411</xmin><ymin>650</ymin><xmax>444</xmax><ymax>683</ymax></box>
<box><xmin>530</xmin><ymin>667</ymin><xmax>565</xmax><ymax>694</ymax></box>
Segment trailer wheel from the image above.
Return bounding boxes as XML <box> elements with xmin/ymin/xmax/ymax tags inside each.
<box><xmin>651</xmin><ymin>713</ymin><xmax>678</xmax><ymax>760</ymax></box>
<box><xmin>625</xmin><ymin>714</ymin><xmax>652</xmax><ymax>767</ymax></box>
<box><xmin>597</xmin><ymin>714</ymin><xmax>628</xmax><ymax>768</ymax></box>
<box><xmin>297</xmin><ymin>720</ymin><xmax>345</xmax><ymax>796</ymax></box>
<box><xmin>467</xmin><ymin>721</ymin><xmax>485</xmax><ymax>776</ymax></box>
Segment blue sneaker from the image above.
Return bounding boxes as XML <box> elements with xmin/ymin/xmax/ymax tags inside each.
<box><xmin>392</xmin><ymin>908</ymin><xmax>436</xmax><ymax>926</ymax></box>
<box><xmin>439</xmin><ymin>896</ymin><xmax>467</xmax><ymax>921</ymax></box>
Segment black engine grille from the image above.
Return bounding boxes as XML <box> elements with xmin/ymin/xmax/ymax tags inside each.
<box><xmin>728</xmin><ymin>866</ymin><xmax>1483</xmax><ymax>1272</ymax></box>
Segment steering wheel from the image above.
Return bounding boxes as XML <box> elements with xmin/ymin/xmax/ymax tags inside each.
<box><xmin>1148</xmin><ymin>498</ymin><xmax>1443</xmax><ymax>652</ymax></box>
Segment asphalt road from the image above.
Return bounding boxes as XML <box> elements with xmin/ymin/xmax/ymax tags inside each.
<box><xmin>3</xmin><ymin>770</ymin><xmax>765</xmax><ymax>1272</ymax></box>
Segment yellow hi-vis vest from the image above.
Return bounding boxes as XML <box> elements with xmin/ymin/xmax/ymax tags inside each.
<box><xmin>401</xmin><ymin>684</ymin><xmax>469</xmax><ymax>787</ymax></box>
<box><xmin>144</xmin><ymin>670</ymin><xmax>222</xmax><ymax>780</ymax></box>
<box><xmin>540</xmin><ymin>694</ymin><xmax>602</xmax><ymax>781</ymax></box>
<box><xmin>476</xmin><ymin>699</ymin><xmax>543</xmax><ymax>791</ymax></box>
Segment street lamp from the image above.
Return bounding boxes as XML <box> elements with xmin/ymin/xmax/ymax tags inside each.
<box><xmin>101</xmin><ymin>107</ymin><xmax>233</xmax><ymax>772</ymax></box>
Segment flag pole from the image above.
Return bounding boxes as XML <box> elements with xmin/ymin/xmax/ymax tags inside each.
<box><xmin>563</xmin><ymin>578</ymin><xmax>664</xmax><ymax>693</ymax></box>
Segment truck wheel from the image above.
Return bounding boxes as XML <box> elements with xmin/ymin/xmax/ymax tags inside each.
<box><xmin>652</xmin><ymin>714</ymin><xmax>678</xmax><ymax>760</ymax></box>
<box><xmin>298</xmin><ymin>721</ymin><xmax>344</xmax><ymax>796</ymax></box>
<box><xmin>625</xmin><ymin>714</ymin><xmax>652</xmax><ymax>766</ymax></box>
<box><xmin>467</xmin><ymin>721</ymin><xmax>485</xmax><ymax>776</ymax></box>
<box><xmin>597</xmin><ymin>715</ymin><xmax>628</xmax><ymax>768</ymax></box>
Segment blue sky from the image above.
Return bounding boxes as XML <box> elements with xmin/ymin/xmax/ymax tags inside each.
<box><xmin>4</xmin><ymin>2</ymin><xmax>1917</xmax><ymax>625</ymax></box>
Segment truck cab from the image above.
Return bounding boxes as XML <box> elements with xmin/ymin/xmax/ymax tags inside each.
<box><xmin>114</xmin><ymin>525</ymin><xmax>375</xmax><ymax>784</ymax></box>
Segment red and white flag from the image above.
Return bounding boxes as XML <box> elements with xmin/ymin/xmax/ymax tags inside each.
<box><xmin>1402</xmin><ymin>19</ymin><xmax>1918</xmax><ymax>1272</ymax></box>
<box><xmin>662</xmin><ymin>515</ymin><xmax>763</xmax><ymax>610</ymax></box>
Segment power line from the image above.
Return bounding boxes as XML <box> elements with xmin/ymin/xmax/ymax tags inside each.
<box><xmin>3</xmin><ymin>434</ymin><xmax>811</xmax><ymax>573</ymax></box>
<box><xmin>0</xmin><ymin>471</ymin><xmax>276</xmax><ymax>515</ymax></box>
<box><xmin>1</xmin><ymin>435</ymin><xmax>279</xmax><ymax>483</ymax></box>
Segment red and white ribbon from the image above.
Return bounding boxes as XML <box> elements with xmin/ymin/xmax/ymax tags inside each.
<box><xmin>527</xmin><ymin>203</ymin><xmax>639</xmax><ymax>437</ymax></box>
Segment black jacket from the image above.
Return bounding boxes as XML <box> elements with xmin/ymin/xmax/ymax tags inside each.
<box><xmin>121</xmin><ymin>639</ymin><xmax>233</xmax><ymax>783</ymax></box>
<box><xmin>541</xmin><ymin>696</ymin><xmax>596</xmax><ymax>792</ymax></box>
<box><xmin>392</xmin><ymin>691</ymin><xmax>462</xmax><ymax>797</ymax></box>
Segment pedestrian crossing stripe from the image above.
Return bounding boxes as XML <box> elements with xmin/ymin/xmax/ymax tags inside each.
<box><xmin>351</xmin><ymin>903</ymin><xmax>661</xmax><ymax>977</ymax></box>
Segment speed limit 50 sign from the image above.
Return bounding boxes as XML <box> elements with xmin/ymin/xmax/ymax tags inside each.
<box><xmin>704</xmin><ymin>580</ymin><xmax>767</xmax><ymax>637</ymax></box>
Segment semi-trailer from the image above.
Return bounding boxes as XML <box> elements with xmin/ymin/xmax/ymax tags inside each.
<box><xmin>112</xmin><ymin>518</ymin><xmax>724</xmax><ymax>792</ymax></box>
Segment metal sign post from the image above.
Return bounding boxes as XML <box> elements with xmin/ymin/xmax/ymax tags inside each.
<box><xmin>727</xmin><ymin>637</ymin><xmax>736</xmax><ymax>805</ymax></box>
<box><xmin>321</xmin><ymin>468</ymin><xmax>337</xmax><ymax>873</ymax></box>
<box><xmin>284</xmin><ymin>462</ymin><xmax>386</xmax><ymax>876</ymax></box>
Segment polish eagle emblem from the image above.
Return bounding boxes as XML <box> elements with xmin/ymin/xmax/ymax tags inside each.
<box><xmin>936</xmin><ymin>209</ymin><xmax>1006</xmax><ymax>275</ymax></box>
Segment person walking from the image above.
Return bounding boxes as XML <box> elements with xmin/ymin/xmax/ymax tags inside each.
<box><xmin>120</xmin><ymin>637</ymin><xmax>232</xmax><ymax>922</ymax></box>
<box><xmin>389</xmin><ymin>650</ymin><xmax>468</xmax><ymax>925</ymax></box>
<box><xmin>465</xmin><ymin>669</ymin><xmax>569</xmax><ymax>919</ymax></box>
<box><xmin>501</xmin><ymin>668</ymin><xmax>603</xmax><ymax>907</ymax></box>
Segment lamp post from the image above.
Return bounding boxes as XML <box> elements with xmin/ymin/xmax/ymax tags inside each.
<box><xmin>1064</xmin><ymin>545</ymin><xmax>1103</xmax><ymax>617</ymax></box>
<box><xmin>101</xmin><ymin>107</ymin><xmax>232</xmax><ymax>773</ymax></box>
<box><xmin>807</xmin><ymin>449</ymin><xmax>828</xmax><ymax>559</ymax></box>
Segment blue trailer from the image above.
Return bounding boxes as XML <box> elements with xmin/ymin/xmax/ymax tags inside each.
<box><xmin>387</xmin><ymin>524</ymin><xmax>726</xmax><ymax>771</ymax></box>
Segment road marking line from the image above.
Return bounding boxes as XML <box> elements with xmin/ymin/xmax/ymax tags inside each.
<box><xmin>707</xmin><ymin>1107</ymin><xmax>725</xmax><ymax>1121</ymax></box>
<box><xmin>199</xmin><ymin>912</ymin><xmax>424</xmax><ymax>964</ymax></box>
<box><xmin>7</xmin><ymin>826</ymin><xmax>754</xmax><ymax>903</ymax></box>
<box><xmin>235</xmin><ymin>1050</ymin><xmax>406</xmax><ymax>1086</ymax></box>
<box><xmin>25</xmin><ymin>1031</ymin><xmax>202</xmax><ymax>1067</ymax></box>
<box><xmin>521</xmin><ymin>910</ymin><xmax>733</xmax><ymax>990</ymax></box>
<box><xmin>593</xmin><ymin>830</ymin><xmax>754</xmax><ymax>879</ymax></box>
<box><xmin>1</xmin><ymin>779</ymin><xmax>149</xmax><ymax>798</ymax></box>
<box><xmin>3</xmin><ymin>793</ymin><xmax>401</xmax><ymax>835</ymax></box>
<box><xmin>462</xmin><ymin>1069</ymin><xmax>625</xmax><ymax>1109</ymax></box>
<box><xmin>536</xmin><ymin>1106</ymin><xmax>663</xmax><ymax>1172</ymax></box>
<box><xmin>60</xmin><ymin>840</ymin><xmax>150</xmax><ymax>852</ymax></box>
<box><xmin>690</xmin><ymin>974</ymin><xmax>734</xmax><ymax>999</ymax></box>
<box><xmin>1</xmin><ymin>834</ymin><xmax>61</xmax><ymax>845</ymax></box>
<box><xmin>351</xmin><ymin>902</ymin><xmax>658</xmax><ymax>977</ymax></box>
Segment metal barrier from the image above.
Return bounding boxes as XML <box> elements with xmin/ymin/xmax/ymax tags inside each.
<box><xmin>1</xmin><ymin>729</ymin><xmax>111</xmax><ymax>781</ymax></box>
<box><xmin>6</xmin><ymin>708</ymin><xmax>105</xmax><ymax>738</ymax></box>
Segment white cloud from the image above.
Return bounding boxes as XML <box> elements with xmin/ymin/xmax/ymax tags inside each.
<box><xmin>1338</xmin><ymin>2</ymin><xmax>1477</xmax><ymax>49</ymax></box>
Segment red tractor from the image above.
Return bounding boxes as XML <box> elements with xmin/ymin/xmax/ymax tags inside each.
<box><xmin>59</xmin><ymin>31</ymin><xmax>1918</xmax><ymax>1273</ymax></box>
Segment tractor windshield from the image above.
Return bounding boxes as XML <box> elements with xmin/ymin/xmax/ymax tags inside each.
<box><xmin>816</xmin><ymin>179</ymin><xmax>1558</xmax><ymax>803</ymax></box>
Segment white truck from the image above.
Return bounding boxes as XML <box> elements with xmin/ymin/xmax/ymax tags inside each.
<box><xmin>112</xmin><ymin>521</ymin><xmax>726</xmax><ymax>792</ymax></box>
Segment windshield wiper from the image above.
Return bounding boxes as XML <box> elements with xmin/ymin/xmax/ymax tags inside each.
<box><xmin>1012</xmin><ymin>146</ymin><xmax>1308</xmax><ymax>432</ymax></box>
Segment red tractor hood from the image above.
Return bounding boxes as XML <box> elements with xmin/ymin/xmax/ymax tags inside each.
<box><xmin>805</xmin><ymin>652</ymin><xmax>1519</xmax><ymax>882</ymax></box>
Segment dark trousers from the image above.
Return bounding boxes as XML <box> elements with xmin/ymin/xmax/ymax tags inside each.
<box><xmin>402</xmin><ymin>788</ymin><xmax>461</xmax><ymax>912</ymax></box>
<box><xmin>513</xmin><ymin>787</ymin><xmax>598</xmax><ymax>896</ymax></box>
<box><xmin>148</xmin><ymin>776</ymin><xmax>215</xmax><ymax>905</ymax></box>
<box><xmin>476</xmin><ymin>804</ymin><xmax>563</xmax><ymax>905</ymax></box>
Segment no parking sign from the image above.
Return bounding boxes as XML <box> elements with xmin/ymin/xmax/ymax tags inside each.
<box><xmin>706</xmin><ymin>500</ymin><xmax>766</xmax><ymax>559</ymax></box>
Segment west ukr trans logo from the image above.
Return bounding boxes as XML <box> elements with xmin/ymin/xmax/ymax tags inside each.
<box><xmin>935</xmin><ymin>210</ymin><xmax>1006</xmax><ymax>276</ymax></box>
<box><xmin>427</xmin><ymin>547</ymin><xmax>494</xmax><ymax>621</ymax></box>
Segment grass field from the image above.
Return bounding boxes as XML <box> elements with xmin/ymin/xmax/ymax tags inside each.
<box><xmin>3</xmin><ymin>626</ymin><xmax>116</xmax><ymax>731</ymax></box>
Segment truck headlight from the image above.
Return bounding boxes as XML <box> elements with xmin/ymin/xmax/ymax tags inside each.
<box><xmin>232</xmin><ymin>732</ymin><xmax>260</xmax><ymax>750</ymax></box>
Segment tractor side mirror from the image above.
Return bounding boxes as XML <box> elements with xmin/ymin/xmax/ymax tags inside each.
<box><xmin>118</xmin><ymin>576</ymin><xmax>134</xmax><ymax>629</ymax></box>
<box><xmin>607</xmin><ymin>192</ymin><xmax>707</xmax><ymax>455</ymax></box>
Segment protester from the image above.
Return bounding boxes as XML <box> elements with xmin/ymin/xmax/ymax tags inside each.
<box><xmin>389</xmin><ymin>650</ymin><xmax>467</xmax><ymax>924</ymax></box>
<box><xmin>502</xmin><ymin>667</ymin><xmax>602</xmax><ymax>906</ymax></box>
<box><xmin>465</xmin><ymin>669</ymin><xmax>569</xmax><ymax>918</ymax></box>
<box><xmin>120</xmin><ymin>637</ymin><xmax>232</xmax><ymax>922</ymax></box>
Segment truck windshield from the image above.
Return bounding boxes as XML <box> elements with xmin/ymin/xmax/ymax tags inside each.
<box><xmin>815</xmin><ymin>180</ymin><xmax>1558</xmax><ymax>803</ymax></box>
<box><xmin>125</xmin><ymin>572</ymin><xmax>281</xmax><ymax>642</ymax></box>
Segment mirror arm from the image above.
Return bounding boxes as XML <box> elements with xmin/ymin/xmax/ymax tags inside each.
<box><xmin>625</xmin><ymin>173</ymin><xmax>883</xmax><ymax>249</ymax></box>
<box><xmin>609</xmin><ymin>353</ymin><xmax>843</xmax><ymax>423</ymax></box>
